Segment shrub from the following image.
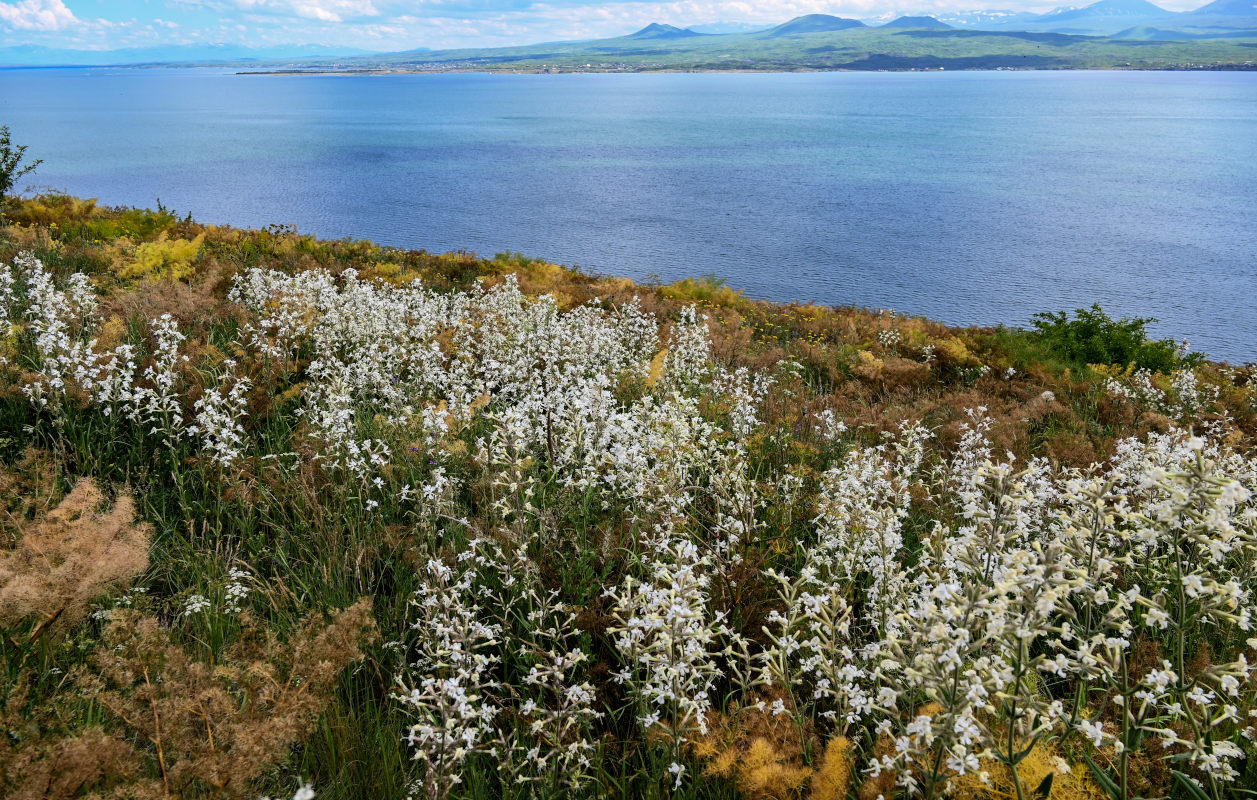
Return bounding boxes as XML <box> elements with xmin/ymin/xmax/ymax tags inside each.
<box><xmin>0</xmin><ymin>479</ymin><xmax>150</xmax><ymax>634</ymax></box>
<box><xmin>1031</xmin><ymin>303</ymin><xmax>1198</xmax><ymax>372</ymax></box>
<box><xmin>3</xmin><ymin>194</ymin><xmax>99</xmax><ymax>228</ymax></box>
<box><xmin>118</xmin><ymin>231</ymin><xmax>205</xmax><ymax>281</ymax></box>
<box><xmin>4</xmin><ymin>600</ymin><xmax>376</xmax><ymax>799</ymax></box>
<box><xmin>661</xmin><ymin>273</ymin><xmax>747</xmax><ymax>309</ymax></box>
<box><xmin>4</xmin><ymin>195</ymin><xmax>178</xmax><ymax>242</ymax></box>
<box><xmin>0</xmin><ymin>125</ymin><xmax>41</xmax><ymax>204</ymax></box>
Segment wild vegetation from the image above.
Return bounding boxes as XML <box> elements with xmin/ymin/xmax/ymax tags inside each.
<box><xmin>1</xmin><ymin>193</ymin><xmax>1255</xmax><ymax>799</ymax></box>
<box><xmin>0</xmin><ymin>125</ymin><xmax>43</xmax><ymax>204</ymax></box>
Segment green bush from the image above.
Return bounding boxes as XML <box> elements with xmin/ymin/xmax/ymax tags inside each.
<box><xmin>1031</xmin><ymin>303</ymin><xmax>1199</xmax><ymax>372</ymax></box>
<box><xmin>661</xmin><ymin>273</ymin><xmax>746</xmax><ymax>308</ymax></box>
<box><xmin>0</xmin><ymin>125</ymin><xmax>41</xmax><ymax>204</ymax></box>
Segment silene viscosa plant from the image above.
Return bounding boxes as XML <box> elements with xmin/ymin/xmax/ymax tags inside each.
<box><xmin>395</xmin><ymin>534</ymin><xmax>601</xmax><ymax>800</ymax></box>
<box><xmin>759</xmin><ymin>408</ymin><xmax>1257</xmax><ymax>799</ymax></box>
<box><xmin>5</xmin><ymin>247</ymin><xmax>1257</xmax><ymax>800</ymax></box>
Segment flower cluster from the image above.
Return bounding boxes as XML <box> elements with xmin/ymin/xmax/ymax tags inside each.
<box><xmin>1106</xmin><ymin>366</ymin><xmax>1223</xmax><ymax>424</ymax></box>
<box><xmin>762</xmin><ymin>418</ymin><xmax>1257</xmax><ymax>796</ymax></box>
<box><xmin>396</xmin><ymin>535</ymin><xmax>600</xmax><ymax>800</ymax></box>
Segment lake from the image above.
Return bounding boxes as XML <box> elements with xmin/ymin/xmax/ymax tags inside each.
<box><xmin>2</xmin><ymin>68</ymin><xmax>1254</xmax><ymax>361</ymax></box>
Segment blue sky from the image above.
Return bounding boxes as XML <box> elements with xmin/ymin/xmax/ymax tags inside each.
<box><xmin>0</xmin><ymin>0</ymin><xmax>1203</xmax><ymax>52</ymax></box>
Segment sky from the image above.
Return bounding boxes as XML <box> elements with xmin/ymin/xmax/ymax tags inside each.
<box><xmin>0</xmin><ymin>0</ymin><xmax>1208</xmax><ymax>52</ymax></box>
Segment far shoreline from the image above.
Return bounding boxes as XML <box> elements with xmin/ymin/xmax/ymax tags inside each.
<box><xmin>232</xmin><ymin>64</ymin><xmax>1257</xmax><ymax>76</ymax></box>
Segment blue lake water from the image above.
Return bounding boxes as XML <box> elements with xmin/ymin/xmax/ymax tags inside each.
<box><xmin>2</xmin><ymin>68</ymin><xmax>1255</xmax><ymax>361</ymax></box>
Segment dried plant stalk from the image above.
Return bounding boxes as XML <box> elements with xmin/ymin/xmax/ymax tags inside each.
<box><xmin>0</xmin><ymin>479</ymin><xmax>150</xmax><ymax>634</ymax></box>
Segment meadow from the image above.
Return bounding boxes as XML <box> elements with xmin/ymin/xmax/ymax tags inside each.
<box><xmin>1</xmin><ymin>193</ymin><xmax>1256</xmax><ymax>800</ymax></box>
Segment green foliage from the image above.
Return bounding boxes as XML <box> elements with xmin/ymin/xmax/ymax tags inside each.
<box><xmin>661</xmin><ymin>274</ymin><xmax>746</xmax><ymax>308</ymax></box>
<box><xmin>0</xmin><ymin>125</ymin><xmax>42</xmax><ymax>204</ymax></box>
<box><xmin>80</xmin><ymin>205</ymin><xmax>179</xmax><ymax>241</ymax></box>
<box><xmin>118</xmin><ymin>231</ymin><xmax>205</xmax><ymax>281</ymax></box>
<box><xmin>4</xmin><ymin>194</ymin><xmax>100</xmax><ymax>228</ymax></box>
<box><xmin>492</xmin><ymin>250</ymin><xmax>548</xmax><ymax>270</ymax></box>
<box><xmin>3</xmin><ymin>194</ymin><xmax>179</xmax><ymax>245</ymax></box>
<box><xmin>1031</xmin><ymin>303</ymin><xmax>1199</xmax><ymax>373</ymax></box>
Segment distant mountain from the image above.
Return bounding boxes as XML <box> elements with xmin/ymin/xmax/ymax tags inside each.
<box><xmin>1035</xmin><ymin>5</ymin><xmax>1082</xmax><ymax>18</ymax></box>
<box><xmin>0</xmin><ymin>43</ymin><xmax>374</xmax><ymax>67</ymax></box>
<box><xmin>1112</xmin><ymin>23</ymin><xmax>1257</xmax><ymax>35</ymax></box>
<box><xmin>763</xmin><ymin>14</ymin><xmax>867</xmax><ymax>36</ymax></box>
<box><xmin>623</xmin><ymin>23</ymin><xmax>706</xmax><ymax>40</ymax></box>
<box><xmin>920</xmin><ymin>0</ymin><xmax>1254</xmax><ymax>36</ymax></box>
<box><xmin>1187</xmin><ymin>0</ymin><xmax>1257</xmax><ymax>14</ymax></box>
<box><xmin>935</xmin><ymin>9</ymin><xmax>1040</xmax><ymax>26</ymax></box>
<box><xmin>278</xmin><ymin>20</ymin><xmax>1257</xmax><ymax>73</ymax></box>
<box><xmin>986</xmin><ymin>0</ymin><xmax>1184</xmax><ymax>33</ymax></box>
<box><xmin>687</xmin><ymin>22</ymin><xmax>774</xmax><ymax>34</ymax></box>
<box><xmin>1112</xmin><ymin>24</ymin><xmax>1188</xmax><ymax>37</ymax></box>
<box><xmin>1033</xmin><ymin>0</ymin><xmax>1172</xmax><ymax>22</ymax></box>
<box><xmin>882</xmin><ymin>16</ymin><xmax>954</xmax><ymax>28</ymax></box>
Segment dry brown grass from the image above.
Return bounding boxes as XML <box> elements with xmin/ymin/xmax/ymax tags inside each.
<box><xmin>809</xmin><ymin>736</ymin><xmax>853</xmax><ymax>800</ymax></box>
<box><xmin>0</xmin><ymin>449</ymin><xmax>60</xmax><ymax>528</ymax></box>
<box><xmin>0</xmin><ymin>478</ymin><xmax>150</xmax><ymax>636</ymax></box>
<box><xmin>2</xmin><ymin>600</ymin><xmax>377</xmax><ymax>800</ymax></box>
<box><xmin>945</xmin><ymin>741</ymin><xmax>1107</xmax><ymax>800</ymax></box>
<box><xmin>689</xmin><ymin>692</ymin><xmax>856</xmax><ymax>800</ymax></box>
<box><xmin>2</xmin><ymin>728</ymin><xmax>140</xmax><ymax>800</ymax></box>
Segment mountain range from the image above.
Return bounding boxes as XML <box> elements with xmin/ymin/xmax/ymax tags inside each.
<box><xmin>0</xmin><ymin>43</ymin><xmax>376</xmax><ymax>68</ymax></box>
<box><xmin>292</xmin><ymin>10</ymin><xmax>1252</xmax><ymax>74</ymax></box>
<box><xmin>953</xmin><ymin>0</ymin><xmax>1257</xmax><ymax>34</ymax></box>
<box><xmin>2</xmin><ymin>0</ymin><xmax>1255</xmax><ymax>69</ymax></box>
<box><xmin>600</xmin><ymin>0</ymin><xmax>1257</xmax><ymax>41</ymax></box>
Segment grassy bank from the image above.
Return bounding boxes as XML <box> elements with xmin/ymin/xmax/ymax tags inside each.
<box><xmin>1</xmin><ymin>194</ymin><xmax>1255</xmax><ymax>800</ymax></box>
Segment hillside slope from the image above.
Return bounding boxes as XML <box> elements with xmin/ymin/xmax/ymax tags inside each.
<box><xmin>234</xmin><ymin>18</ymin><xmax>1257</xmax><ymax>72</ymax></box>
<box><xmin>1</xmin><ymin>195</ymin><xmax>1255</xmax><ymax>799</ymax></box>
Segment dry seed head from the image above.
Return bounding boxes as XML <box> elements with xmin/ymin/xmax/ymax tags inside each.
<box><xmin>0</xmin><ymin>479</ymin><xmax>150</xmax><ymax>632</ymax></box>
<box><xmin>810</xmin><ymin>737</ymin><xmax>853</xmax><ymax>800</ymax></box>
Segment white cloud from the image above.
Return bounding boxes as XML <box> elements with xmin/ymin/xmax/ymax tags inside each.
<box><xmin>230</xmin><ymin>0</ymin><xmax>380</xmax><ymax>22</ymax></box>
<box><xmin>545</xmin><ymin>0</ymin><xmax>925</xmax><ymax>29</ymax></box>
<box><xmin>291</xmin><ymin>0</ymin><xmax>378</xmax><ymax>21</ymax></box>
<box><xmin>0</xmin><ymin>0</ymin><xmax>77</xmax><ymax>31</ymax></box>
<box><xmin>358</xmin><ymin>21</ymin><xmax>406</xmax><ymax>36</ymax></box>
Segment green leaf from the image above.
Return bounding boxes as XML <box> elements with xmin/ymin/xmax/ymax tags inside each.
<box><xmin>1083</xmin><ymin>754</ymin><xmax>1123</xmax><ymax>800</ymax></box>
<box><xmin>1033</xmin><ymin>772</ymin><xmax>1055</xmax><ymax>799</ymax></box>
<box><xmin>1012</xmin><ymin>734</ymin><xmax>1042</xmax><ymax>764</ymax></box>
<box><xmin>1171</xmin><ymin>771</ymin><xmax>1211</xmax><ymax>800</ymax></box>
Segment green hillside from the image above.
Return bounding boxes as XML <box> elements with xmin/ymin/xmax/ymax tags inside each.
<box><xmin>761</xmin><ymin>14</ymin><xmax>867</xmax><ymax>36</ymax></box>
<box><xmin>255</xmin><ymin>23</ymin><xmax>1257</xmax><ymax>73</ymax></box>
